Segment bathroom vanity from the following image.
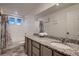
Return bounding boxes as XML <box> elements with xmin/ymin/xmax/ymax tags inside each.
<box><xmin>24</xmin><ymin>34</ymin><xmax>79</xmax><ymax>56</ymax></box>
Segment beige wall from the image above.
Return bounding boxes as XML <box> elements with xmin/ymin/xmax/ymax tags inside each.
<box><xmin>41</xmin><ymin>4</ymin><xmax>79</xmax><ymax>40</ymax></box>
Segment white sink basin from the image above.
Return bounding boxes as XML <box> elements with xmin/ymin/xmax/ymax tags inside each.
<box><xmin>50</xmin><ymin>42</ymin><xmax>72</xmax><ymax>49</ymax></box>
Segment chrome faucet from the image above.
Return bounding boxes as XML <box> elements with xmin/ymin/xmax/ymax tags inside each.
<box><xmin>62</xmin><ymin>32</ymin><xmax>69</xmax><ymax>43</ymax></box>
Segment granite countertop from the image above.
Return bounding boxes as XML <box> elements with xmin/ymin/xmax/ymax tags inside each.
<box><xmin>25</xmin><ymin>34</ymin><xmax>79</xmax><ymax>56</ymax></box>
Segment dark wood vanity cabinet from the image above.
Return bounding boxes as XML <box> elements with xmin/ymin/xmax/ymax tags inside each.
<box><xmin>24</xmin><ymin>37</ymin><xmax>69</xmax><ymax>56</ymax></box>
<box><xmin>24</xmin><ymin>37</ymin><xmax>41</xmax><ymax>56</ymax></box>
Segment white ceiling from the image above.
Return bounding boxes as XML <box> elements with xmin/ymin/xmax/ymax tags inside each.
<box><xmin>36</xmin><ymin>3</ymin><xmax>76</xmax><ymax>18</ymax></box>
<box><xmin>0</xmin><ymin>3</ymin><xmax>54</xmax><ymax>16</ymax></box>
<box><xmin>0</xmin><ymin>3</ymin><xmax>75</xmax><ymax>18</ymax></box>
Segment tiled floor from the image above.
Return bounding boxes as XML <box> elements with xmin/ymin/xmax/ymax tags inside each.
<box><xmin>0</xmin><ymin>44</ymin><xmax>27</xmax><ymax>56</ymax></box>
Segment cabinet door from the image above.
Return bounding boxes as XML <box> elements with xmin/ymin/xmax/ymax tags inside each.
<box><xmin>24</xmin><ymin>37</ymin><xmax>32</xmax><ymax>56</ymax></box>
<box><xmin>32</xmin><ymin>46</ymin><xmax>39</xmax><ymax>56</ymax></box>
<box><xmin>28</xmin><ymin>39</ymin><xmax>32</xmax><ymax>56</ymax></box>
<box><xmin>32</xmin><ymin>41</ymin><xmax>41</xmax><ymax>56</ymax></box>
<box><xmin>24</xmin><ymin>37</ymin><xmax>28</xmax><ymax>54</ymax></box>
<box><xmin>41</xmin><ymin>45</ymin><xmax>52</xmax><ymax>56</ymax></box>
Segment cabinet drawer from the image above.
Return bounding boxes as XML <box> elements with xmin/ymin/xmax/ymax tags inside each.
<box><xmin>33</xmin><ymin>46</ymin><xmax>39</xmax><ymax>56</ymax></box>
<box><xmin>32</xmin><ymin>41</ymin><xmax>39</xmax><ymax>48</ymax></box>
